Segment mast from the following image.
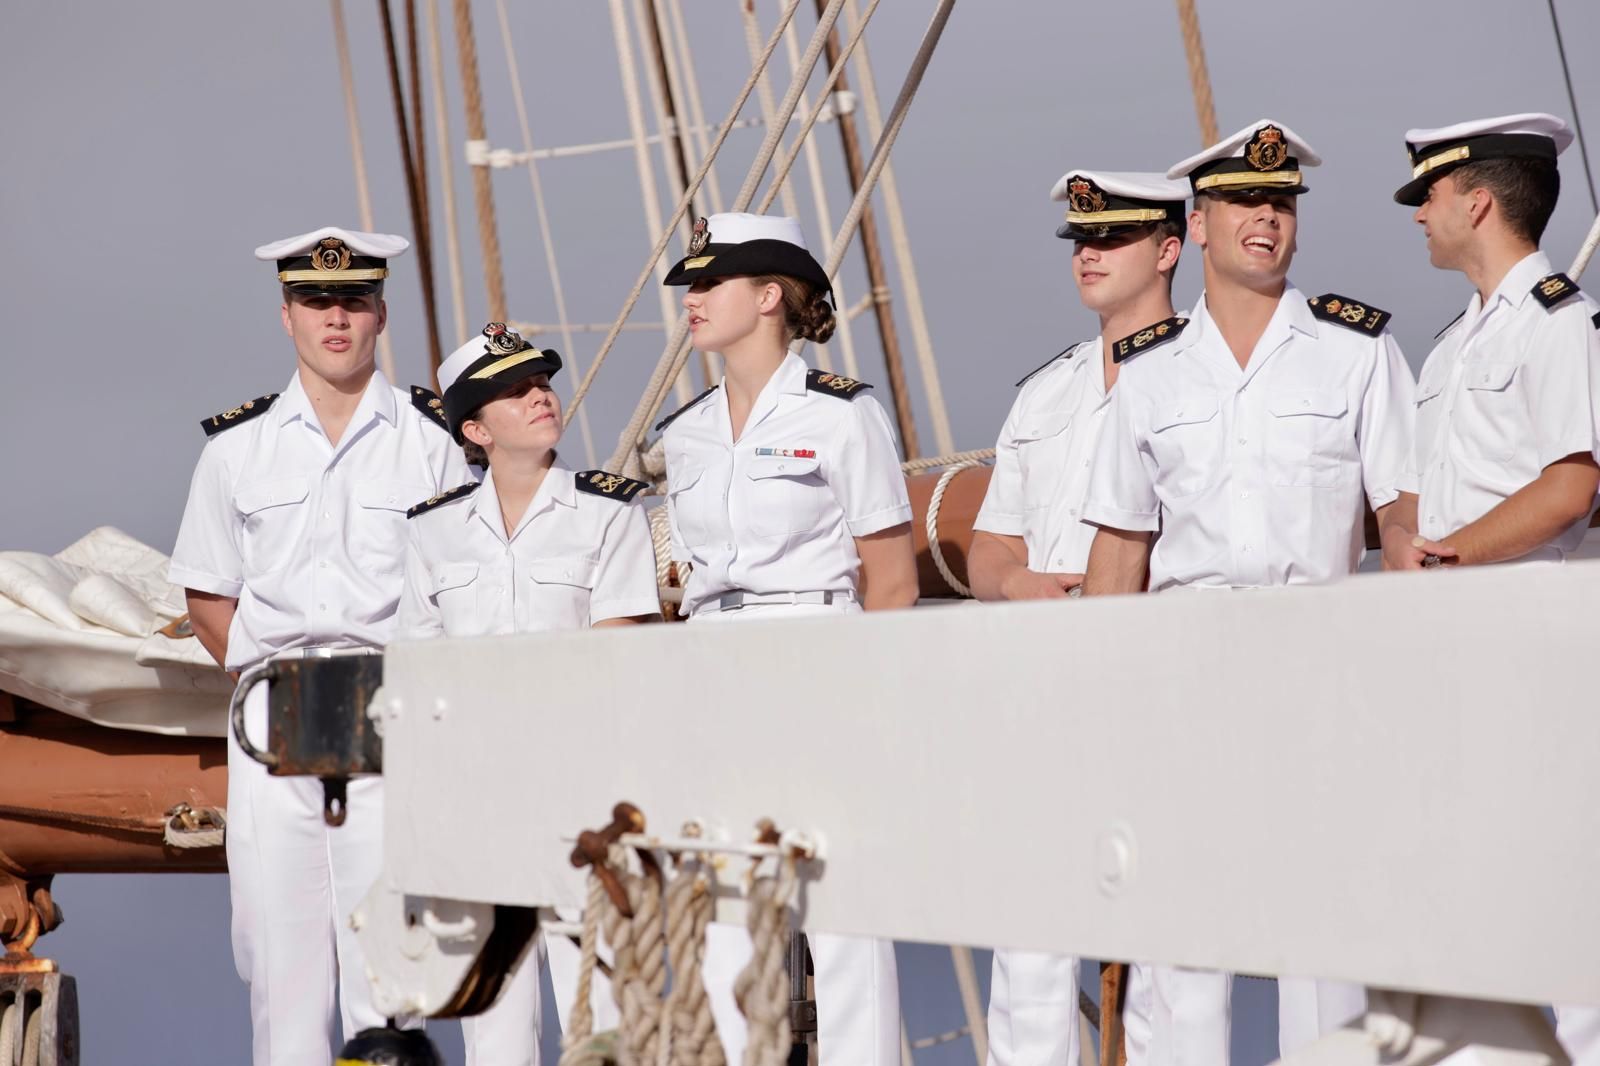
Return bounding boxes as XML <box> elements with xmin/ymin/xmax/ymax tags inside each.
<box><xmin>811</xmin><ymin>0</ymin><xmax>919</xmax><ymax>459</ymax></box>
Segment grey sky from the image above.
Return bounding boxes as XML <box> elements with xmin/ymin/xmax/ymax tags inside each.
<box><xmin>3</xmin><ymin>1</ymin><xmax>1597</xmax><ymax>1062</ymax></box>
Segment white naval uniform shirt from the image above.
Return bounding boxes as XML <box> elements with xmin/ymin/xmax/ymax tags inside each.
<box><xmin>1411</xmin><ymin>251</ymin><xmax>1600</xmax><ymax>559</ymax></box>
<box><xmin>393</xmin><ymin>461</ymin><xmax>660</xmax><ymax>638</ymax></box>
<box><xmin>663</xmin><ymin>352</ymin><xmax>912</xmax><ymax>618</ymax></box>
<box><xmin>169</xmin><ymin>369</ymin><xmax>471</xmax><ymax>670</ymax></box>
<box><xmin>1083</xmin><ymin>285</ymin><xmax>1417</xmax><ymax>591</ymax></box>
<box><xmin>974</xmin><ymin>339</ymin><xmax>1114</xmax><ymax>573</ymax></box>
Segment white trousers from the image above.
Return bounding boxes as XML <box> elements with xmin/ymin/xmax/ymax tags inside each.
<box><xmin>986</xmin><ymin>953</ymin><xmax>1154</xmax><ymax>1066</ymax></box>
<box><xmin>1147</xmin><ymin>968</ymin><xmax>1365</xmax><ymax>1066</ymax></box>
<box><xmin>703</xmin><ymin>924</ymin><xmax>901</xmax><ymax>1066</ymax></box>
<box><xmin>1557</xmin><ymin>1006</ymin><xmax>1600</xmax><ymax>1065</ymax></box>
<box><xmin>229</xmin><ymin>681</ymin><xmax>395</xmax><ymax>1066</ymax></box>
<box><xmin>462</xmin><ymin>910</ymin><xmax>620</xmax><ymax>1066</ymax></box>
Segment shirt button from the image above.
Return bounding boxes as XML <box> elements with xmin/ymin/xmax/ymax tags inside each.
<box><xmin>1240</xmin><ymin>491</ymin><xmax>1250</xmax><ymax>500</ymax></box>
<box><xmin>323</xmin><ymin>512</ymin><xmax>331</xmax><ymax>520</ymax></box>
<box><xmin>1302</xmin><ymin>400</ymin><xmax>1310</xmax><ymax>408</ymax></box>
<box><xmin>319</xmin><ymin>561</ymin><xmax>328</xmax><ymax>570</ymax></box>
<box><xmin>1237</xmin><ymin>437</ymin><xmax>1247</xmax><ymax>445</ymax></box>
<box><xmin>319</xmin><ymin>602</ymin><xmax>328</xmax><ymax>611</ymax></box>
<box><xmin>1242</xmin><ymin>545</ymin><xmax>1252</xmax><ymax>553</ymax></box>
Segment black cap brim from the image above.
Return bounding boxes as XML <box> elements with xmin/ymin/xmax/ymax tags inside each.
<box><xmin>443</xmin><ymin>350</ymin><xmax>563</xmax><ymax>443</ymax></box>
<box><xmin>283</xmin><ymin>280</ymin><xmax>384</xmax><ymax>298</ymax></box>
<box><xmin>664</xmin><ymin>239</ymin><xmax>833</xmax><ymax>300</ymax></box>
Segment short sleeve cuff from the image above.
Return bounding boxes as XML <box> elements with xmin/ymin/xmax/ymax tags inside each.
<box><xmin>845</xmin><ymin>502</ymin><xmax>913</xmax><ymax>538</ymax></box>
<box><xmin>167</xmin><ymin>565</ymin><xmax>242</xmax><ymax>600</ymax></box>
<box><xmin>1082</xmin><ymin>501</ymin><xmax>1159</xmax><ymax>533</ymax></box>
<box><xmin>1538</xmin><ymin>438</ymin><xmax>1600</xmax><ymax>472</ymax></box>
<box><xmin>591</xmin><ymin>596</ymin><xmax>663</xmax><ymax>624</ymax></box>
<box><xmin>972</xmin><ymin>507</ymin><xmax>1025</xmax><ymax>537</ymax></box>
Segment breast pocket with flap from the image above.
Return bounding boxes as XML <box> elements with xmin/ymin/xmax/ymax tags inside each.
<box><xmin>233</xmin><ymin>475</ymin><xmax>310</xmax><ymax>576</ymax></box>
<box><xmin>1014</xmin><ymin>410</ymin><xmax>1074</xmax><ymax>506</ymax></box>
<box><xmin>1266</xmin><ymin>388</ymin><xmax>1351</xmax><ymax>488</ymax></box>
<box><xmin>1147</xmin><ymin>392</ymin><xmax>1222</xmax><ymax>498</ymax></box>
<box><xmin>743</xmin><ymin>454</ymin><xmax>828</xmax><ymax>538</ymax></box>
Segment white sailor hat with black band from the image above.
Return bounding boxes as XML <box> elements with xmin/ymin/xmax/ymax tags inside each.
<box><xmin>437</xmin><ymin>322</ymin><xmax>563</xmax><ymax>444</ymax></box>
<box><xmin>1167</xmin><ymin>118</ymin><xmax>1321</xmax><ymax>197</ymax></box>
<box><xmin>1393</xmin><ymin>112</ymin><xmax>1572</xmax><ymax>206</ymax></box>
<box><xmin>255</xmin><ymin>226</ymin><xmax>410</xmax><ymax>297</ymax></box>
<box><xmin>1049</xmin><ymin>170</ymin><xmax>1190</xmax><ymax>240</ymax></box>
<box><xmin>663</xmin><ymin>212</ymin><xmax>833</xmax><ymax>301</ymax></box>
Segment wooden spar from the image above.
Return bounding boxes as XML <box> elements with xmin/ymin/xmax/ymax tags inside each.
<box><xmin>451</xmin><ymin>0</ymin><xmax>509</xmax><ymax>323</ymax></box>
<box><xmin>377</xmin><ymin>0</ymin><xmax>446</xmax><ymax>381</ymax></box>
<box><xmin>812</xmin><ymin>0</ymin><xmax>919</xmax><ymax>459</ymax></box>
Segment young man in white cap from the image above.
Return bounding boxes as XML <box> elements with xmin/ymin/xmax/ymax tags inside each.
<box><xmin>1390</xmin><ymin>113</ymin><xmax>1600</xmax><ymax>572</ymax></box>
<box><xmin>1392</xmin><ymin>112</ymin><xmax>1600</xmax><ymax>1060</ymax></box>
<box><xmin>970</xmin><ymin>168</ymin><xmax>1189</xmax><ymax>1066</ymax></box>
<box><xmin>1080</xmin><ymin>121</ymin><xmax>1420</xmax><ymax>1062</ymax></box>
<box><xmin>395</xmin><ymin>322</ymin><xmax>658</xmax><ymax>1065</ymax></box>
<box><xmin>169</xmin><ymin>227</ymin><xmax>470</xmax><ymax>1064</ymax></box>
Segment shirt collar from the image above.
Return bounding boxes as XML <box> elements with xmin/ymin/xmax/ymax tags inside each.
<box><xmin>466</xmin><ymin>456</ymin><xmax>576</xmax><ymax>535</ymax></box>
<box><xmin>275</xmin><ymin>367</ymin><xmax>397</xmax><ymax>429</ymax></box>
<box><xmin>1489</xmin><ymin>250</ymin><xmax>1553</xmax><ymax>311</ymax></box>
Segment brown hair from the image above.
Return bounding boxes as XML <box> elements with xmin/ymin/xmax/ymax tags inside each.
<box><xmin>1451</xmin><ymin>156</ymin><xmax>1560</xmax><ymax>244</ymax></box>
<box><xmin>751</xmin><ymin>274</ymin><xmax>836</xmax><ymax>344</ymax></box>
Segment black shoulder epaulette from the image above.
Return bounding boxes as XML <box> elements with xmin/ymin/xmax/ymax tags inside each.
<box><xmin>575</xmin><ymin>470</ymin><xmax>649</xmax><ymax>502</ymax></box>
<box><xmin>1015</xmin><ymin>343</ymin><xmax>1084</xmax><ymax>387</ymax></box>
<box><xmin>1532</xmin><ymin>272</ymin><xmax>1580</xmax><ymax>310</ymax></box>
<box><xmin>406</xmin><ymin>482</ymin><xmax>478</xmax><ymax>519</ymax></box>
<box><xmin>1308</xmin><ymin>293</ymin><xmax>1390</xmax><ymax>335</ymax></box>
<box><xmin>1112</xmin><ymin>316</ymin><xmax>1189</xmax><ymax>364</ymax></box>
<box><xmin>654</xmin><ymin>385</ymin><xmax>718</xmax><ymax>433</ymax></box>
<box><xmin>1591</xmin><ymin>310</ymin><xmax>1599</xmax><ymax>331</ymax></box>
<box><xmin>201</xmin><ymin>394</ymin><xmax>278</xmax><ymax>437</ymax></box>
<box><xmin>1434</xmin><ymin>309</ymin><xmax>1466</xmax><ymax>340</ymax></box>
<box><xmin>411</xmin><ymin>386</ymin><xmax>449</xmax><ymax>431</ymax></box>
<box><xmin>805</xmin><ymin>369</ymin><xmax>872</xmax><ymax>399</ymax></box>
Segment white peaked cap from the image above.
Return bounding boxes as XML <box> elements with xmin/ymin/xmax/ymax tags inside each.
<box><xmin>255</xmin><ymin>226</ymin><xmax>411</xmax><ymax>261</ymax></box>
<box><xmin>1404</xmin><ymin>112</ymin><xmax>1573</xmax><ymax>154</ymax></box>
<box><xmin>437</xmin><ymin>335</ymin><xmax>486</xmax><ymax>394</ymax></box>
<box><xmin>701</xmin><ymin>212</ymin><xmax>809</xmax><ymax>250</ymax></box>
<box><xmin>1050</xmin><ymin>170</ymin><xmax>1189</xmax><ymax>203</ymax></box>
<box><xmin>1167</xmin><ymin>118</ymin><xmax>1322</xmax><ymax>181</ymax></box>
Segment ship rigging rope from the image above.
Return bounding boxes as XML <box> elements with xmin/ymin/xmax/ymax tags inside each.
<box><xmin>329</xmin><ymin>0</ymin><xmax>400</xmax><ymax>382</ymax></box>
<box><xmin>425</xmin><ymin>0</ymin><xmax>469</xmax><ymax>345</ymax></box>
<box><xmin>925</xmin><ymin>460</ymin><xmax>985</xmax><ymax>598</ymax></box>
<box><xmin>1173</xmin><ymin>0</ymin><xmax>1219</xmax><ymax>147</ymax></box>
<box><xmin>560</xmin><ymin>871</ymin><xmax>613</xmax><ymax>1066</ymax></box>
<box><xmin>562</xmin><ymin>0</ymin><xmax>808</xmax><ymax>434</ymax></box>
<box><xmin>492</xmin><ymin>0</ymin><xmax>600</xmax><ymax>467</ymax></box>
<box><xmin>843</xmin><ymin>0</ymin><xmax>955</xmax><ymax>458</ymax></box>
<box><xmin>1572</xmin><ymin>210</ymin><xmax>1600</xmax><ymax>281</ymax></box>
<box><xmin>662</xmin><ymin>854</ymin><xmax>726</xmax><ymax>1066</ymax></box>
<box><xmin>734</xmin><ymin>853</ymin><xmax>799</xmax><ymax>1066</ymax></box>
<box><xmin>1546</xmin><ymin>0</ymin><xmax>1599</xmax><ymax>215</ymax></box>
<box><xmin>609</xmin><ymin>0</ymin><xmax>957</xmax><ymax>476</ymax></box>
<box><xmin>452</xmin><ymin>0</ymin><xmax>509</xmax><ymax>322</ymax></box>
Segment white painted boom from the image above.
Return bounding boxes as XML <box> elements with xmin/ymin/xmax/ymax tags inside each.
<box><xmin>375</xmin><ymin>561</ymin><xmax>1600</xmax><ymax>1010</ymax></box>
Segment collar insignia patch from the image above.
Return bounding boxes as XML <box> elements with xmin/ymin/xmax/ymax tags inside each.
<box><xmin>201</xmin><ymin>393</ymin><xmax>279</xmax><ymax>437</ymax></box>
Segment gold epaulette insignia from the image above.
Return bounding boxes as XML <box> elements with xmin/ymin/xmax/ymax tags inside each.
<box><xmin>1308</xmin><ymin>294</ymin><xmax>1391</xmax><ymax>335</ymax></box>
<box><xmin>406</xmin><ymin>482</ymin><xmax>478</xmax><ymax>519</ymax></box>
<box><xmin>1532</xmin><ymin>272</ymin><xmax>1580</xmax><ymax>310</ymax></box>
<box><xmin>805</xmin><ymin>369</ymin><xmax>872</xmax><ymax>398</ymax></box>
<box><xmin>411</xmin><ymin>386</ymin><xmax>449</xmax><ymax>431</ymax></box>
<box><xmin>1112</xmin><ymin>316</ymin><xmax>1189</xmax><ymax>363</ymax></box>
<box><xmin>575</xmin><ymin>470</ymin><xmax>649</xmax><ymax>502</ymax></box>
<box><xmin>654</xmin><ymin>385</ymin><xmax>718</xmax><ymax>433</ymax></box>
<box><xmin>201</xmin><ymin>394</ymin><xmax>278</xmax><ymax>437</ymax></box>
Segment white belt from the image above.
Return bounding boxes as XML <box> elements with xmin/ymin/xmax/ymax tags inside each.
<box><xmin>269</xmin><ymin>644</ymin><xmax>382</xmax><ymax>661</ymax></box>
<box><xmin>1163</xmin><ymin>584</ymin><xmax>1265</xmax><ymax>593</ymax></box>
<box><xmin>715</xmin><ymin>589</ymin><xmax>854</xmax><ymax>611</ymax></box>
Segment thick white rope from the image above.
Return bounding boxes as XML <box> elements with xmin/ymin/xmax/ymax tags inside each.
<box><xmin>1571</xmin><ymin>208</ymin><xmax>1600</xmax><ymax>280</ymax></box>
<box><xmin>780</xmin><ymin>15</ymin><xmax>853</xmax><ymax>376</ymax></box>
<box><xmin>425</xmin><ymin>0</ymin><xmax>469</xmax><ymax>347</ymax></box>
<box><xmin>733</xmin><ymin>855</ymin><xmax>798</xmax><ymax>1066</ymax></box>
<box><xmin>901</xmin><ymin>447</ymin><xmax>994</xmax><ymax>474</ymax></box>
<box><xmin>494</xmin><ymin>0</ymin><xmax>599</xmax><ymax>467</ymax></box>
<box><xmin>663</xmin><ymin>856</ymin><xmax>725</xmax><ymax>1066</ymax></box>
<box><xmin>842</xmin><ymin>0</ymin><xmax>954</xmax><ymax>457</ymax></box>
<box><xmin>925</xmin><ymin>460</ymin><xmax>983</xmax><ymax>598</ymax></box>
<box><xmin>740</xmin><ymin>3</ymin><xmax>803</xmax><ymax>222</ymax></box>
<box><xmin>330</xmin><ymin>0</ymin><xmax>400</xmax><ymax>383</ymax></box>
<box><xmin>163</xmin><ymin>804</ymin><xmax>227</xmax><ymax>850</ymax></box>
<box><xmin>559</xmin><ymin>873</ymin><xmax>611</xmax><ymax>1066</ymax></box>
<box><xmin>607</xmin><ymin>0</ymin><xmax>697</xmax><ymax>407</ymax></box>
